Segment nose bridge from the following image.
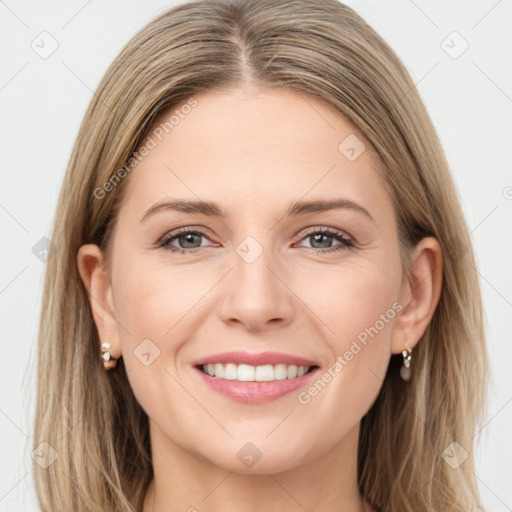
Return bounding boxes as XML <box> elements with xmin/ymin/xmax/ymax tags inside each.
<box><xmin>218</xmin><ymin>232</ymin><xmax>294</xmax><ymax>330</ymax></box>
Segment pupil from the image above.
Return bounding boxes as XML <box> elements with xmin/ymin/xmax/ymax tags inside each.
<box><xmin>180</xmin><ymin>233</ymin><xmax>201</xmax><ymax>248</ymax></box>
<box><xmin>311</xmin><ymin>233</ymin><xmax>331</xmax><ymax>249</ymax></box>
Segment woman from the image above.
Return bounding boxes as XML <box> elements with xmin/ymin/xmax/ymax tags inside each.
<box><xmin>33</xmin><ymin>0</ymin><xmax>489</xmax><ymax>511</ymax></box>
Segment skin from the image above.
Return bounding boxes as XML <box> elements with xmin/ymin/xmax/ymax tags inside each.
<box><xmin>78</xmin><ymin>86</ymin><xmax>442</xmax><ymax>512</ymax></box>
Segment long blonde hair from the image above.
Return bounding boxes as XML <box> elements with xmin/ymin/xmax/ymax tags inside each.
<box><xmin>33</xmin><ymin>1</ymin><xmax>489</xmax><ymax>510</ymax></box>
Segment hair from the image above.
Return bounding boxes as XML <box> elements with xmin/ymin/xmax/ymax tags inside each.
<box><xmin>33</xmin><ymin>0</ymin><xmax>489</xmax><ymax>510</ymax></box>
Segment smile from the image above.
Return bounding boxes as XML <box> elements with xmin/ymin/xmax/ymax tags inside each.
<box><xmin>199</xmin><ymin>362</ymin><xmax>316</xmax><ymax>381</ymax></box>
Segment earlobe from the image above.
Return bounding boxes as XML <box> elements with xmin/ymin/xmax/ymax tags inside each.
<box><xmin>77</xmin><ymin>244</ymin><xmax>121</xmax><ymax>358</ymax></box>
<box><xmin>391</xmin><ymin>236</ymin><xmax>443</xmax><ymax>355</ymax></box>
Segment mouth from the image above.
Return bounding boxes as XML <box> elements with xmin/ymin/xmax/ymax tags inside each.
<box><xmin>191</xmin><ymin>351</ymin><xmax>322</xmax><ymax>404</ymax></box>
<box><xmin>195</xmin><ymin>362</ymin><xmax>319</xmax><ymax>381</ymax></box>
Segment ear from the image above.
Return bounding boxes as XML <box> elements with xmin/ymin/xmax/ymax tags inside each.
<box><xmin>391</xmin><ymin>236</ymin><xmax>443</xmax><ymax>355</ymax></box>
<box><xmin>77</xmin><ymin>244</ymin><xmax>121</xmax><ymax>359</ymax></box>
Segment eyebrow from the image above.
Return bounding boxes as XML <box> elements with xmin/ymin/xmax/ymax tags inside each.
<box><xmin>140</xmin><ymin>198</ymin><xmax>375</xmax><ymax>224</ymax></box>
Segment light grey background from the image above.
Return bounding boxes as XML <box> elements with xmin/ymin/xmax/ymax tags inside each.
<box><xmin>1</xmin><ymin>1</ymin><xmax>511</xmax><ymax>510</ymax></box>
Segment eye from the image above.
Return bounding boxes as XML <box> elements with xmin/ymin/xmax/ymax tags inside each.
<box><xmin>157</xmin><ymin>226</ymin><xmax>354</xmax><ymax>254</ymax></box>
<box><xmin>158</xmin><ymin>228</ymin><xmax>215</xmax><ymax>253</ymax></box>
<box><xmin>295</xmin><ymin>227</ymin><xmax>354</xmax><ymax>253</ymax></box>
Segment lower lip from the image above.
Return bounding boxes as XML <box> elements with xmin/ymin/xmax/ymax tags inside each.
<box><xmin>194</xmin><ymin>366</ymin><xmax>320</xmax><ymax>404</ymax></box>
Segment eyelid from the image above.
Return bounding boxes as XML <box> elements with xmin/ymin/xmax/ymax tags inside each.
<box><xmin>293</xmin><ymin>226</ymin><xmax>355</xmax><ymax>251</ymax></box>
<box><xmin>157</xmin><ymin>225</ymin><xmax>356</xmax><ymax>252</ymax></box>
<box><xmin>157</xmin><ymin>226</ymin><xmax>218</xmax><ymax>249</ymax></box>
<box><xmin>298</xmin><ymin>225</ymin><xmax>352</xmax><ymax>241</ymax></box>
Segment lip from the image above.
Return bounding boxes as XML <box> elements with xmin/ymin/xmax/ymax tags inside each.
<box><xmin>191</xmin><ymin>351</ymin><xmax>321</xmax><ymax>404</ymax></box>
<box><xmin>194</xmin><ymin>365</ymin><xmax>321</xmax><ymax>404</ymax></box>
<box><xmin>192</xmin><ymin>350</ymin><xmax>319</xmax><ymax>367</ymax></box>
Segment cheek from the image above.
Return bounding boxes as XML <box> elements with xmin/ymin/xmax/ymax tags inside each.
<box><xmin>295</xmin><ymin>259</ymin><xmax>398</xmax><ymax>406</ymax></box>
<box><xmin>293</xmin><ymin>256</ymin><xmax>399</xmax><ymax>346</ymax></box>
<box><xmin>114</xmin><ymin>254</ymin><xmax>204</xmax><ymax>337</ymax></box>
<box><xmin>111</xmin><ymin>255</ymin><xmax>223</xmax><ymax>407</ymax></box>
<box><xmin>110</xmin><ymin>260</ymin><xmax>206</xmax><ymax>419</ymax></box>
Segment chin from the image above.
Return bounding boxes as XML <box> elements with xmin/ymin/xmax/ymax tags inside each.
<box><xmin>198</xmin><ymin>437</ymin><xmax>317</xmax><ymax>475</ymax></box>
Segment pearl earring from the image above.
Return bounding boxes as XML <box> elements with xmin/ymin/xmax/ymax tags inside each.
<box><xmin>400</xmin><ymin>343</ymin><xmax>412</xmax><ymax>381</ymax></box>
<box><xmin>100</xmin><ymin>342</ymin><xmax>118</xmax><ymax>370</ymax></box>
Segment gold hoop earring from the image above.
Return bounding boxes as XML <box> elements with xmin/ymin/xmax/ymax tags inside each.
<box><xmin>100</xmin><ymin>342</ymin><xmax>118</xmax><ymax>370</ymax></box>
<box><xmin>400</xmin><ymin>343</ymin><xmax>412</xmax><ymax>381</ymax></box>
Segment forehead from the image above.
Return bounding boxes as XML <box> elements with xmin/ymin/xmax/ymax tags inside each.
<box><xmin>120</xmin><ymin>87</ymin><xmax>392</xmax><ymax>221</ymax></box>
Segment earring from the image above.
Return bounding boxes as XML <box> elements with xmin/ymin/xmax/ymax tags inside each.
<box><xmin>100</xmin><ymin>342</ymin><xmax>118</xmax><ymax>370</ymax></box>
<box><xmin>400</xmin><ymin>343</ymin><xmax>412</xmax><ymax>381</ymax></box>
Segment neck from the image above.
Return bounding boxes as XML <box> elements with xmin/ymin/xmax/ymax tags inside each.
<box><xmin>142</xmin><ymin>420</ymin><xmax>373</xmax><ymax>512</ymax></box>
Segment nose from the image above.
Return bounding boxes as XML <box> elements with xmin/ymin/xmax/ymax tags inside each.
<box><xmin>218</xmin><ymin>242</ymin><xmax>295</xmax><ymax>332</ymax></box>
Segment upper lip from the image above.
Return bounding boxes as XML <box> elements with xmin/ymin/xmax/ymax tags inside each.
<box><xmin>193</xmin><ymin>351</ymin><xmax>319</xmax><ymax>368</ymax></box>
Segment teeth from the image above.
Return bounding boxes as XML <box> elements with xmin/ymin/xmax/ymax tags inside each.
<box><xmin>202</xmin><ymin>363</ymin><xmax>313</xmax><ymax>381</ymax></box>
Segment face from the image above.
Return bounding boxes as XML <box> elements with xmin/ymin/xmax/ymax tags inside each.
<box><xmin>93</xmin><ymin>87</ymin><xmax>409</xmax><ymax>474</ymax></box>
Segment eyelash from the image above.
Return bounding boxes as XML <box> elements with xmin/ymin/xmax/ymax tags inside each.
<box><xmin>157</xmin><ymin>227</ymin><xmax>355</xmax><ymax>255</ymax></box>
